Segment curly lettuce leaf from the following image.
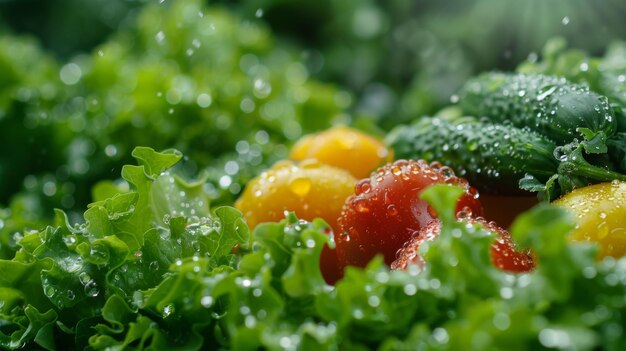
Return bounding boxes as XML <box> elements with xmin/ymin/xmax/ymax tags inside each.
<box><xmin>4</xmin><ymin>155</ymin><xmax>626</xmax><ymax>350</ymax></box>
<box><xmin>0</xmin><ymin>147</ymin><xmax>249</xmax><ymax>350</ymax></box>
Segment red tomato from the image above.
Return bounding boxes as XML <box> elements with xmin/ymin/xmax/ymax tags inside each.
<box><xmin>335</xmin><ymin>159</ymin><xmax>483</xmax><ymax>270</ymax></box>
<box><xmin>391</xmin><ymin>217</ymin><xmax>535</xmax><ymax>273</ymax></box>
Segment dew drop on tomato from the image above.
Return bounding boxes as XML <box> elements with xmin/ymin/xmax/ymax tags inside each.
<box><xmin>353</xmin><ymin>198</ymin><xmax>370</xmax><ymax>213</ymax></box>
<box><xmin>387</xmin><ymin>204</ymin><xmax>398</xmax><ymax>216</ymax></box>
<box><xmin>289</xmin><ymin>177</ymin><xmax>311</xmax><ymax>197</ymax></box>
<box><xmin>355</xmin><ymin>179</ymin><xmax>372</xmax><ymax>195</ymax></box>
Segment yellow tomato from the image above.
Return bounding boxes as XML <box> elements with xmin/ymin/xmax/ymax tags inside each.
<box><xmin>236</xmin><ymin>159</ymin><xmax>357</xmax><ymax>284</ymax></box>
<box><xmin>553</xmin><ymin>181</ymin><xmax>626</xmax><ymax>258</ymax></box>
<box><xmin>235</xmin><ymin>159</ymin><xmax>357</xmax><ymax>232</ymax></box>
<box><xmin>290</xmin><ymin>125</ymin><xmax>392</xmax><ymax>179</ymax></box>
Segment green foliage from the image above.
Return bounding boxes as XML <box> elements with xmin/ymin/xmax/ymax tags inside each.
<box><xmin>0</xmin><ymin>0</ymin><xmax>347</xmax><ymax>217</ymax></box>
<box><xmin>2</xmin><ymin>1</ymin><xmax>626</xmax><ymax>350</ymax></box>
<box><xmin>3</xmin><ymin>151</ymin><xmax>626</xmax><ymax>349</ymax></box>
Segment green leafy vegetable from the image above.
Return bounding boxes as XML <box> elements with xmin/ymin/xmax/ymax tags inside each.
<box><xmin>3</xmin><ymin>150</ymin><xmax>626</xmax><ymax>350</ymax></box>
<box><xmin>0</xmin><ymin>147</ymin><xmax>249</xmax><ymax>350</ymax></box>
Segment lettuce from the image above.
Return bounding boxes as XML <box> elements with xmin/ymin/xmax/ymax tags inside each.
<box><xmin>2</xmin><ymin>148</ymin><xmax>626</xmax><ymax>350</ymax></box>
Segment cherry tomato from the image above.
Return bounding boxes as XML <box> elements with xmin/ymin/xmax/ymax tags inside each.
<box><xmin>391</xmin><ymin>217</ymin><xmax>535</xmax><ymax>273</ymax></box>
<box><xmin>336</xmin><ymin>159</ymin><xmax>483</xmax><ymax>269</ymax></box>
<box><xmin>553</xmin><ymin>180</ymin><xmax>626</xmax><ymax>259</ymax></box>
<box><xmin>290</xmin><ymin>125</ymin><xmax>393</xmax><ymax>179</ymax></box>
<box><xmin>235</xmin><ymin>159</ymin><xmax>357</xmax><ymax>284</ymax></box>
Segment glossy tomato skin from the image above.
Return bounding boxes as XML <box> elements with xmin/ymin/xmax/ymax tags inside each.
<box><xmin>235</xmin><ymin>159</ymin><xmax>357</xmax><ymax>284</ymax></box>
<box><xmin>336</xmin><ymin>159</ymin><xmax>483</xmax><ymax>269</ymax></box>
<box><xmin>554</xmin><ymin>181</ymin><xmax>626</xmax><ymax>259</ymax></box>
<box><xmin>391</xmin><ymin>217</ymin><xmax>534</xmax><ymax>273</ymax></box>
<box><xmin>290</xmin><ymin>125</ymin><xmax>393</xmax><ymax>179</ymax></box>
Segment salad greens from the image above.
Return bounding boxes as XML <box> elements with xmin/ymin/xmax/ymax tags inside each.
<box><xmin>2</xmin><ymin>148</ymin><xmax>626</xmax><ymax>350</ymax></box>
<box><xmin>0</xmin><ymin>0</ymin><xmax>347</xmax><ymax>219</ymax></box>
<box><xmin>2</xmin><ymin>1</ymin><xmax>626</xmax><ymax>350</ymax></box>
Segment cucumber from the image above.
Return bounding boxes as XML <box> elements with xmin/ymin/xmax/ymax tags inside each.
<box><xmin>459</xmin><ymin>72</ymin><xmax>617</xmax><ymax>154</ymax></box>
<box><xmin>386</xmin><ymin>117</ymin><xmax>626</xmax><ymax>198</ymax></box>
<box><xmin>387</xmin><ymin>117</ymin><xmax>558</xmax><ymax>195</ymax></box>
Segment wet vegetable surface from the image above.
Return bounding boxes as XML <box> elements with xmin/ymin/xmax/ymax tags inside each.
<box><xmin>1</xmin><ymin>1</ymin><xmax>626</xmax><ymax>350</ymax></box>
<box><xmin>235</xmin><ymin>159</ymin><xmax>356</xmax><ymax>283</ymax></box>
<box><xmin>554</xmin><ymin>180</ymin><xmax>626</xmax><ymax>258</ymax></box>
<box><xmin>336</xmin><ymin>159</ymin><xmax>483</xmax><ymax>269</ymax></box>
<box><xmin>460</xmin><ymin>72</ymin><xmax>617</xmax><ymax>150</ymax></box>
<box><xmin>391</xmin><ymin>216</ymin><xmax>535</xmax><ymax>273</ymax></box>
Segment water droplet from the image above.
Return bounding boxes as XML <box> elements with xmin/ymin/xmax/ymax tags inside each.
<box><xmin>78</xmin><ymin>272</ymin><xmax>92</xmax><ymax>285</ymax></box>
<box><xmin>219</xmin><ymin>175</ymin><xmax>232</xmax><ymax>188</ymax></box>
<box><xmin>155</xmin><ymin>31</ymin><xmax>166</xmax><ymax>43</ymax></box>
<box><xmin>104</xmin><ymin>144</ymin><xmax>117</xmax><ymax>157</ymax></box>
<box><xmin>197</xmin><ymin>93</ymin><xmax>212</xmax><ymax>108</ymax></box>
<box><xmin>561</xmin><ymin>16</ymin><xmax>570</xmax><ymax>25</ymax></box>
<box><xmin>537</xmin><ymin>86</ymin><xmax>557</xmax><ymax>101</ymax></box>
<box><xmin>456</xmin><ymin>206</ymin><xmax>473</xmax><ymax>219</ymax></box>
<box><xmin>403</xmin><ymin>284</ymin><xmax>417</xmax><ymax>295</ymax></box>
<box><xmin>162</xmin><ymin>304</ymin><xmax>175</xmax><ymax>318</ymax></box>
<box><xmin>433</xmin><ymin>328</ymin><xmax>449</xmax><ymax>344</ymax></box>
<box><xmin>44</xmin><ymin>285</ymin><xmax>56</xmax><ymax>298</ymax></box>
<box><xmin>367</xmin><ymin>295</ymin><xmax>381</xmax><ymax>307</ymax></box>
<box><xmin>355</xmin><ymin>179</ymin><xmax>372</xmax><ymax>195</ymax></box>
<box><xmin>353</xmin><ymin>198</ymin><xmax>370</xmax><ymax>213</ymax></box>
<box><xmin>201</xmin><ymin>296</ymin><xmax>214</xmax><ymax>308</ymax></box>
<box><xmin>245</xmin><ymin>315</ymin><xmax>257</xmax><ymax>328</ymax></box>
<box><xmin>582</xmin><ymin>266</ymin><xmax>597</xmax><ymax>279</ymax></box>
<box><xmin>240</xmin><ymin>98</ymin><xmax>255</xmax><ymax>113</ymax></box>
<box><xmin>539</xmin><ymin>328</ymin><xmax>572</xmax><ymax>348</ymax></box>
<box><xmin>253</xmin><ymin>79</ymin><xmax>272</xmax><ymax>98</ymax></box>
<box><xmin>60</xmin><ymin>63</ymin><xmax>82</xmax><ymax>85</ymax></box>
<box><xmin>493</xmin><ymin>313</ymin><xmax>511</xmax><ymax>331</ymax></box>
<box><xmin>289</xmin><ymin>177</ymin><xmax>311</xmax><ymax>197</ymax></box>
<box><xmin>500</xmin><ymin>287</ymin><xmax>513</xmax><ymax>299</ymax></box>
<box><xmin>580</xmin><ymin>62</ymin><xmax>589</xmax><ymax>72</ymax></box>
<box><xmin>85</xmin><ymin>281</ymin><xmax>100</xmax><ymax>297</ymax></box>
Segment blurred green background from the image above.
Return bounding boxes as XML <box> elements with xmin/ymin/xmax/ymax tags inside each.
<box><xmin>0</xmin><ymin>0</ymin><xmax>625</xmax><ymax>238</ymax></box>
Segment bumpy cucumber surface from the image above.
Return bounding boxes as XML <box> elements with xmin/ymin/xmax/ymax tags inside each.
<box><xmin>460</xmin><ymin>72</ymin><xmax>616</xmax><ymax>153</ymax></box>
<box><xmin>386</xmin><ymin>117</ymin><xmax>558</xmax><ymax>195</ymax></box>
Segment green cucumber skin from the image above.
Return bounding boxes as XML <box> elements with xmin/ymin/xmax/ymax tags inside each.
<box><xmin>460</xmin><ymin>72</ymin><xmax>617</xmax><ymax>144</ymax></box>
<box><xmin>386</xmin><ymin>117</ymin><xmax>558</xmax><ymax>195</ymax></box>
